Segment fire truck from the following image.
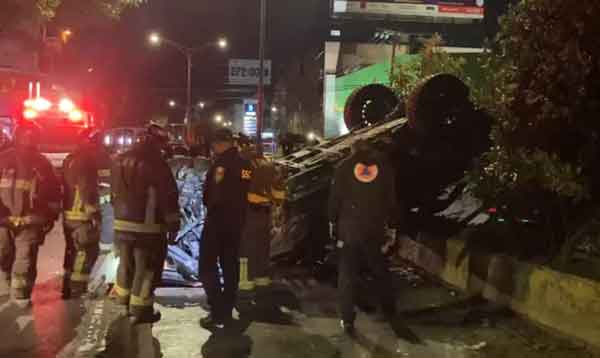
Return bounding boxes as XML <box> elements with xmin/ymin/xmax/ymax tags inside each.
<box><xmin>0</xmin><ymin>68</ymin><xmax>97</xmax><ymax>168</ymax></box>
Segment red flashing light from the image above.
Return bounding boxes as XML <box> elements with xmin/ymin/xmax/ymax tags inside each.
<box><xmin>25</xmin><ymin>97</ymin><xmax>52</xmax><ymax>112</ymax></box>
<box><xmin>23</xmin><ymin>108</ymin><xmax>38</xmax><ymax>119</ymax></box>
<box><xmin>69</xmin><ymin>110</ymin><xmax>84</xmax><ymax>122</ymax></box>
<box><xmin>59</xmin><ymin>98</ymin><xmax>76</xmax><ymax>113</ymax></box>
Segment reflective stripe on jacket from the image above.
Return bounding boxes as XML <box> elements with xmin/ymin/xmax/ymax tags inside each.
<box><xmin>245</xmin><ymin>156</ymin><xmax>286</xmax><ymax>206</ymax></box>
<box><xmin>63</xmin><ymin>146</ymin><xmax>99</xmax><ymax>222</ymax></box>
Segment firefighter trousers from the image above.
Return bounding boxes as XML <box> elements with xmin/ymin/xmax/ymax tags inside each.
<box><xmin>199</xmin><ymin>219</ymin><xmax>242</xmax><ymax>322</ymax></box>
<box><xmin>338</xmin><ymin>226</ymin><xmax>396</xmax><ymax>324</ymax></box>
<box><xmin>239</xmin><ymin>207</ymin><xmax>272</xmax><ymax>290</ymax></box>
<box><xmin>0</xmin><ymin>226</ymin><xmax>43</xmax><ymax>299</ymax></box>
<box><xmin>63</xmin><ymin>220</ymin><xmax>100</xmax><ymax>295</ymax></box>
<box><xmin>114</xmin><ymin>236</ymin><xmax>166</xmax><ymax>319</ymax></box>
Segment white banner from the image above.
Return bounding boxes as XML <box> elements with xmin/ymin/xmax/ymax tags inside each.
<box><xmin>229</xmin><ymin>59</ymin><xmax>272</xmax><ymax>86</ymax></box>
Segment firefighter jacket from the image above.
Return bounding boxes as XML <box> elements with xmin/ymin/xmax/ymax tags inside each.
<box><xmin>328</xmin><ymin>149</ymin><xmax>399</xmax><ymax>235</ymax></box>
<box><xmin>111</xmin><ymin>142</ymin><xmax>180</xmax><ymax>236</ymax></box>
<box><xmin>0</xmin><ymin>147</ymin><xmax>61</xmax><ymax>228</ymax></box>
<box><xmin>203</xmin><ymin>147</ymin><xmax>252</xmax><ymax>226</ymax></box>
<box><xmin>243</xmin><ymin>153</ymin><xmax>286</xmax><ymax>207</ymax></box>
<box><xmin>62</xmin><ymin>145</ymin><xmax>100</xmax><ymax>223</ymax></box>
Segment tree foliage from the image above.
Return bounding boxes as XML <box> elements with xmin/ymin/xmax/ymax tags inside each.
<box><xmin>390</xmin><ymin>34</ymin><xmax>471</xmax><ymax>100</ymax></box>
<box><xmin>465</xmin><ymin>0</ymin><xmax>600</xmax><ymax>261</ymax></box>
<box><xmin>0</xmin><ymin>0</ymin><xmax>144</xmax><ymax>34</ymax></box>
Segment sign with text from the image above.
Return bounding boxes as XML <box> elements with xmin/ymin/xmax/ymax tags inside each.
<box><xmin>229</xmin><ymin>59</ymin><xmax>272</xmax><ymax>86</ymax></box>
<box><xmin>332</xmin><ymin>0</ymin><xmax>484</xmax><ymax>20</ymax></box>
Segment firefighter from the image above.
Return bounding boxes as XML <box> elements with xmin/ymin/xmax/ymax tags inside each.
<box><xmin>238</xmin><ymin>144</ymin><xmax>285</xmax><ymax>294</ymax></box>
<box><xmin>110</xmin><ymin>124</ymin><xmax>180</xmax><ymax>324</ymax></box>
<box><xmin>0</xmin><ymin>121</ymin><xmax>61</xmax><ymax>306</ymax></box>
<box><xmin>328</xmin><ymin>139</ymin><xmax>400</xmax><ymax>335</ymax></box>
<box><xmin>61</xmin><ymin>130</ymin><xmax>102</xmax><ymax>299</ymax></box>
<box><xmin>200</xmin><ymin>128</ymin><xmax>252</xmax><ymax>329</ymax></box>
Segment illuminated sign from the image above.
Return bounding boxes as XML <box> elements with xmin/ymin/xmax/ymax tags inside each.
<box><xmin>332</xmin><ymin>0</ymin><xmax>484</xmax><ymax>20</ymax></box>
<box><xmin>229</xmin><ymin>59</ymin><xmax>272</xmax><ymax>86</ymax></box>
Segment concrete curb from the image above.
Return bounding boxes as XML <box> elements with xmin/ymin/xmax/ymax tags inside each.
<box><xmin>397</xmin><ymin>236</ymin><xmax>600</xmax><ymax>348</ymax></box>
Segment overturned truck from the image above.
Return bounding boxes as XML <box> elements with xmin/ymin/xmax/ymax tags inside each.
<box><xmin>271</xmin><ymin>74</ymin><xmax>492</xmax><ymax>266</ymax></box>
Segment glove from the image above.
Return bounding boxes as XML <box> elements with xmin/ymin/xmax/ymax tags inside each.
<box><xmin>166</xmin><ymin>231</ymin><xmax>178</xmax><ymax>245</ymax></box>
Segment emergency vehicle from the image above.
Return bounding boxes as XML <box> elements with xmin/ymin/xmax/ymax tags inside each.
<box><xmin>0</xmin><ymin>68</ymin><xmax>97</xmax><ymax>168</ymax></box>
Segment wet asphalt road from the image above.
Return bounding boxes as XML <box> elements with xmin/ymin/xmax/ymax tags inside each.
<box><xmin>1</xmin><ymin>224</ymin><xmax>599</xmax><ymax>358</ymax></box>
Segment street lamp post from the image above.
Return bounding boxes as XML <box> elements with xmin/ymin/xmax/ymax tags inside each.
<box><xmin>149</xmin><ymin>33</ymin><xmax>227</xmax><ymax>127</ymax></box>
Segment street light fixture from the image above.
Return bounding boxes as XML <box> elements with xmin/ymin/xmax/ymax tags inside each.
<box><xmin>148</xmin><ymin>32</ymin><xmax>161</xmax><ymax>45</ymax></box>
<box><xmin>168</xmin><ymin>100</ymin><xmax>176</xmax><ymax>108</ymax></box>
<box><xmin>147</xmin><ymin>32</ymin><xmax>228</xmax><ymax>126</ymax></box>
<box><xmin>271</xmin><ymin>106</ymin><xmax>278</xmax><ymax>113</ymax></box>
<box><xmin>214</xmin><ymin>114</ymin><xmax>223</xmax><ymax>123</ymax></box>
<box><xmin>61</xmin><ymin>29</ymin><xmax>73</xmax><ymax>43</ymax></box>
<box><xmin>197</xmin><ymin>101</ymin><xmax>205</xmax><ymax>109</ymax></box>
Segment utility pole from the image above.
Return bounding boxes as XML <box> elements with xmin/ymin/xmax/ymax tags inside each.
<box><xmin>257</xmin><ymin>0</ymin><xmax>266</xmax><ymax>154</ymax></box>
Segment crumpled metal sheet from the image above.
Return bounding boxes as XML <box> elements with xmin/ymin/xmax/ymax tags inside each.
<box><xmin>163</xmin><ymin>156</ymin><xmax>210</xmax><ymax>285</ymax></box>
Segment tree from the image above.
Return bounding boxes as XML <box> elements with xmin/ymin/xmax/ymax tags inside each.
<box><xmin>0</xmin><ymin>0</ymin><xmax>143</xmax><ymax>35</ymax></box>
<box><xmin>465</xmin><ymin>0</ymin><xmax>600</xmax><ymax>265</ymax></box>
<box><xmin>389</xmin><ymin>34</ymin><xmax>482</xmax><ymax>104</ymax></box>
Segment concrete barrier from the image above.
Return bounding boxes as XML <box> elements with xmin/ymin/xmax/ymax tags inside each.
<box><xmin>398</xmin><ymin>236</ymin><xmax>600</xmax><ymax>348</ymax></box>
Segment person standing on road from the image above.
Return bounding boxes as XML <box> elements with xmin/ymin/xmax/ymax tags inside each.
<box><xmin>200</xmin><ymin>128</ymin><xmax>252</xmax><ymax>329</ymax></box>
<box><xmin>0</xmin><ymin>121</ymin><xmax>61</xmax><ymax>307</ymax></box>
<box><xmin>110</xmin><ymin>124</ymin><xmax>180</xmax><ymax>324</ymax></box>
<box><xmin>238</xmin><ymin>144</ymin><xmax>285</xmax><ymax>295</ymax></box>
<box><xmin>328</xmin><ymin>139</ymin><xmax>400</xmax><ymax>335</ymax></box>
<box><xmin>61</xmin><ymin>130</ymin><xmax>102</xmax><ymax>299</ymax></box>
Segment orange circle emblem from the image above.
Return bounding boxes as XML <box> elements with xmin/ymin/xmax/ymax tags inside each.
<box><xmin>354</xmin><ymin>163</ymin><xmax>379</xmax><ymax>183</ymax></box>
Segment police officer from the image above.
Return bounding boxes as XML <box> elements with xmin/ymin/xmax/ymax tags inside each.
<box><xmin>200</xmin><ymin>128</ymin><xmax>252</xmax><ymax>329</ymax></box>
<box><xmin>0</xmin><ymin>121</ymin><xmax>61</xmax><ymax>306</ymax></box>
<box><xmin>328</xmin><ymin>139</ymin><xmax>400</xmax><ymax>335</ymax></box>
<box><xmin>110</xmin><ymin>124</ymin><xmax>180</xmax><ymax>324</ymax></box>
<box><xmin>238</xmin><ymin>144</ymin><xmax>285</xmax><ymax>294</ymax></box>
<box><xmin>61</xmin><ymin>130</ymin><xmax>102</xmax><ymax>299</ymax></box>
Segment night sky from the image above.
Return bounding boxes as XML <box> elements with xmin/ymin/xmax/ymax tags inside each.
<box><xmin>57</xmin><ymin>0</ymin><xmax>328</xmax><ymax>125</ymax></box>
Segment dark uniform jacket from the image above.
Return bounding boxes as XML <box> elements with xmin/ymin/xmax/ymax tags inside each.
<box><xmin>204</xmin><ymin>147</ymin><xmax>252</xmax><ymax>227</ymax></box>
<box><xmin>0</xmin><ymin>147</ymin><xmax>61</xmax><ymax>227</ymax></box>
<box><xmin>241</xmin><ymin>151</ymin><xmax>286</xmax><ymax>207</ymax></box>
<box><xmin>111</xmin><ymin>142</ymin><xmax>180</xmax><ymax>237</ymax></box>
<box><xmin>62</xmin><ymin>145</ymin><xmax>99</xmax><ymax>223</ymax></box>
<box><xmin>328</xmin><ymin>149</ymin><xmax>399</xmax><ymax>237</ymax></box>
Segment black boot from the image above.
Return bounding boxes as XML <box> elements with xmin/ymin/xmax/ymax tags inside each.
<box><xmin>61</xmin><ymin>275</ymin><xmax>71</xmax><ymax>300</ymax></box>
<box><xmin>340</xmin><ymin>320</ymin><xmax>355</xmax><ymax>336</ymax></box>
<box><xmin>130</xmin><ymin>309</ymin><xmax>162</xmax><ymax>325</ymax></box>
<box><xmin>200</xmin><ymin>314</ymin><xmax>225</xmax><ymax>330</ymax></box>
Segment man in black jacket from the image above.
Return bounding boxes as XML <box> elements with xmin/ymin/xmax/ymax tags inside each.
<box><xmin>200</xmin><ymin>128</ymin><xmax>252</xmax><ymax>329</ymax></box>
<box><xmin>328</xmin><ymin>139</ymin><xmax>399</xmax><ymax>335</ymax></box>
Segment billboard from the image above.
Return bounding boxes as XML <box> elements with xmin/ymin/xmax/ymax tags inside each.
<box><xmin>332</xmin><ymin>0</ymin><xmax>484</xmax><ymax>20</ymax></box>
<box><xmin>228</xmin><ymin>59</ymin><xmax>272</xmax><ymax>86</ymax></box>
